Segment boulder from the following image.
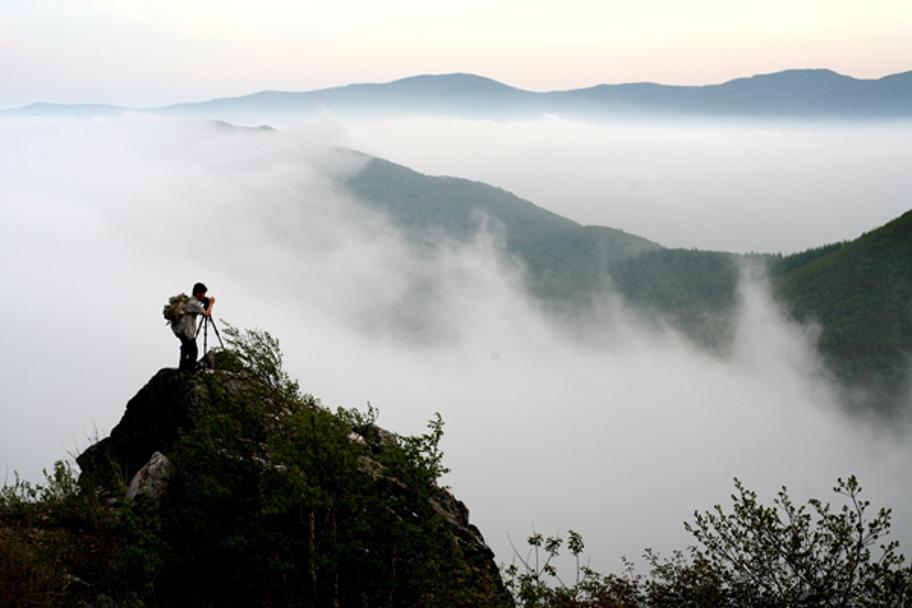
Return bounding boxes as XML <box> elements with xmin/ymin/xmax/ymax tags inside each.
<box><xmin>125</xmin><ymin>451</ymin><xmax>173</xmax><ymax>502</ymax></box>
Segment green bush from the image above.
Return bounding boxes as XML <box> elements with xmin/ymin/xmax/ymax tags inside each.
<box><xmin>506</xmin><ymin>477</ymin><xmax>912</xmax><ymax>607</ymax></box>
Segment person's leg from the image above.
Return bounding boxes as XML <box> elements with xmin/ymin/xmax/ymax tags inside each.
<box><xmin>179</xmin><ymin>337</ymin><xmax>197</xmax><ymax>371</ymax></box>
<box><xmin>179</xmin><ymin>338</ymin><xmax>189</xmax><ymax>370</ymax></box>
<box><xmin>187</xmin><ymin>338</ymin><xmax>198</xmax><ymax>370</ymax></box>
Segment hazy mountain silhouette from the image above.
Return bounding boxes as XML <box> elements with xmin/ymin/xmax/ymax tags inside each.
<box><xmin>9</xmin><ymin>102</ymin><xmax>125</xmax><ymax>117</ymax></box>
<box><xmin>563</xmin><ymin>69</ymin><xmax>912</xmax><ymax>117</ymax></box>
<box><xmin>5</xmin><ymin>69</ymin><xmax>911</xmax><ymax>120</ymax></box>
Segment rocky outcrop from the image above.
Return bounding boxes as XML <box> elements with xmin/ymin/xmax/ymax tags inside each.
<box><xmin>74</xmin><ymin>352</ymin><xmax>510</xmax><ymax>607</ymax></box>
<box><xmin>77</xmin><ymin>368</ymin><xmax>206</xmax><ymax>489</ymax></box>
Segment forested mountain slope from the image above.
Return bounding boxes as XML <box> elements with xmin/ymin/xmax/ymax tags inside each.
<box><xmin>346</xmin><ymin>157</ymin><xmax>661</xmax><ymax>308</ymax></box>
<box><xmin>773</xmin><ymin>210</ymin><xmax>912</xmax><ymax>411</ymax></box>
<box><xmin>345</xmin><ymin>157</ymin><xmax>911</xmax><ymax>416</ymax></box>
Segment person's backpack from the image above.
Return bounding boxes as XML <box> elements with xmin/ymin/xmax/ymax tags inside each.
<box><xmin>163</xmin><ymin>293</ymin><xmax>190</xmax><ymax>326</ymax></box>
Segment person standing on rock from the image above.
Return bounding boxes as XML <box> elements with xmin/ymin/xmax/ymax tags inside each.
<box><xmin>174</xmin><ymin>282</ymin><xmax>215</xmax><ymax>371</ymax></box>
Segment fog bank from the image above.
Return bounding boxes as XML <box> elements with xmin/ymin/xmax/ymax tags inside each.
<box><xmin>340</xmin><ymin>116</ymin><xmax>912</xmax><ymax>254</ymax></box>
<box><xmin>1</xmin><ymin>115</ymin><xmax>909</xmax><ymax>573</ymax></box>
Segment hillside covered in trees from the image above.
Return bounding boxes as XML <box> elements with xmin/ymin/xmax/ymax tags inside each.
<box><xmin>346</xmin><ymin>157</ymin><xmax>912</xmax><ymax>416</ymax></box>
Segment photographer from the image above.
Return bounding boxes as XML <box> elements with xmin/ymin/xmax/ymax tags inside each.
<box><xmin>175</xmin><ymin>282</ymin><xmax>215</xmax><ymax>371</ymax></box>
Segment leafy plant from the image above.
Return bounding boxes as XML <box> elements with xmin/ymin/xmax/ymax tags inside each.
<box><xmin>686</xmin><ymin>476</ymin><xmax>911</xmax><ymax>606</ymax></box>
<box><xmin>504</xmin><ymin>477</ymin><xmax>912</xmax><ymax>607</ymax></box>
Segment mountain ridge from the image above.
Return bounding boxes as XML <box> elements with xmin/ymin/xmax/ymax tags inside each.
<box><xmin>343</xmin><ymin>154</ymin><xmax>912</xmax><ymax>417</ymax></box>
<box><xmin>5</xmin><ymin>68</ymin><xmax>911</xmax><ymax>120</ymax></box>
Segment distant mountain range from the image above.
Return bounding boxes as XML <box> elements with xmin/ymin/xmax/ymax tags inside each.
<box><xmin>345</xmin><ymin>155</ymin><xmax>912</xmax><ymax>418</ymax></box>
<box><xmin>5</xmin><ymin>69</ymin><xmax>912</xmax><ymax>122</ymax></box>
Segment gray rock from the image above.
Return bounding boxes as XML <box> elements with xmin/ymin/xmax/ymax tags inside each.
<box><xmin>125</xmin><ymin>451</ymin><xmax>173</xmax><ymax>502</ymax></box>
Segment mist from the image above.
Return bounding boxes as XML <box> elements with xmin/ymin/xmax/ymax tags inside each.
<box><xmin>339</xmin><ymin>115</ymin><xmax>912</xmax><ymax>254</ymax></box>
<box><xmin>1</xmin><ymin>115</ymin><xmax>909</xmax><ymax>574</ymax></box>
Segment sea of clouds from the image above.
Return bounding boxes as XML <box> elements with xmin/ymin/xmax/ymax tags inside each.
<box><xmin>1</xmin><ymin>114</ymin><xmax>909</xmax><ymax>573</ymax></box>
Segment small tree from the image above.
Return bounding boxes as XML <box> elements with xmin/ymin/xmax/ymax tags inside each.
<box><xmin>686</xmin><ymin>476</ymin><xmax>911</xmax><ymax>607</ymax></box>
<box><xmin>504</xmin><ymin>529</ymin><xmax>593</xmax><ymax>608</ymax></box>
<box><xmin>504</xmin><ymin>477</ymin><xmax>912</xmax><ymax>607</ymax></box>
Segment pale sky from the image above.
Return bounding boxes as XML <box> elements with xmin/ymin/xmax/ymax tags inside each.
<box><xmin>3</xmin><ymin>0</ymin><xmax>911</xmax><ymax>108</ymax></box>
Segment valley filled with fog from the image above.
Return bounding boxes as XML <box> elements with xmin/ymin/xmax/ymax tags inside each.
<box><xmin>1</xmin><ymin>114</ymin><xmax>910</xmax><ymax>573</ymax></box>
<box><xmin>341</xmin><ymin>115</ymin><xmax>912</xmax><ymax>254</ymax></box>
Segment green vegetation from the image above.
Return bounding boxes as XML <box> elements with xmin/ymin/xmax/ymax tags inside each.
<box><xmin>0</xmin><ymin>466</ymin><xmax>912</xmax><ymax>608</ymax></box>
<box><xmin>607</xmin><ymin>249</ymin><xmax>744</xmax><ymax>349</ymax></box>
<box><xmin>0</xmin><ymin>329</ymin><xmax>509</xmax><ymax>607</ymax></box>
<box><xmin>7</xmin><ymin>442</ymin><xmax>909</xmax><ymax>605</ymax></box>
<box><xmin>505</xmin><ymin>477</ymin><xmax>911</xmax><ymax>607</ymax></box>
<box><xmin>1</xmin><ymin>329</ymin><xmax>909</xmax><ymax>605</ymax></box>
<box><xmin>772</xmin><ymin>211</ymin><xmax>912</xmax><ymax>412</ymax></box>
<box><xmin>346</xmin><ymin>160</ymin><xmax>912</xmax><ymax>415</ymax></box>
<box><xmin>347</xmin><ymin>157</ymin><xmax>661</xmax><ymax>310</ymax></box>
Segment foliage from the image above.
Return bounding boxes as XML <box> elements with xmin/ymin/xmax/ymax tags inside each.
<box><xmin>0</xmin><ymin>328</ymin><xmax>509</xmax><ymax>607</ymax></box>
<box><xmin>0</xmin><ymin>461</ymin><xmax>165</xmax><ymax>606</ymax></box>
<box><xmin>768</xmin><ymin>242</ymin><xmax>845</xmax><ymax>276</ymax></box>
<box><xmin>153</xmin><ymin>328</ymin><xmax>503</xmax><ymax>606</ymax></box>
<box><xmin>1</xmin><ymin>462</ymin><xmax>80</xmax><ymax>522</ymax></box>
<box><xmin>351</xmin><ymin>157</ymin><xmax>912</xmax><ymax>416</ymax></box>
<box><xmin>0</xmin><ymin>531</ymin><xmax>68</xmax><ymax>608</ymax></box>
<box><xmin>347</xmin><ymin>157</ymin><xmax>660</xmax><ymax>309</ymax></box>
<box><xmin>685</xmin><ymin>475</ymin><xmax>911</xmax><ymax>606</ymax></box>
<box><xmin>0</xmin><ymin>463</ymin><xmax>79</xmax><ymax>607</ymax></box>
<box><xmin>607</xmin><ymin>248</ymin><xmax>745</xmax><ymax>349</ymax></box>
<box><xmin>773</xmin><ymin>210</ymin><xmax>912</xmax><ymax>414</ymax></box>
<box><xmin>505</xmin><ymin>477</ymin><xmax>912</xmax><ymax>608</ymax></box>
<box><xmin>5</xmin><ymin>324</ymin><xmax>911</xmax><ymax>606</ymax></box>
<box><xmin>504</xmin><ymin>529</ymin><xmax>593</xmax><ymax>607</ymax></box>
<box><xmin>221</xmin><ymin>322</ymin><xmax>301</xmax><ymax>402</ymax></box>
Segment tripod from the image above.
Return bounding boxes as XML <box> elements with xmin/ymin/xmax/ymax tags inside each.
<box><xmin>196</xmin><ymin>315</ymin><xmax>225</xmax><ymax>357</ymax></box>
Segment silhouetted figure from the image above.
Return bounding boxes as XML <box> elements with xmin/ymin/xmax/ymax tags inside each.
<box><xmin>173</xmin><ymin>282</ymin><xmax>215</xmax><ymax>371</ymax></box>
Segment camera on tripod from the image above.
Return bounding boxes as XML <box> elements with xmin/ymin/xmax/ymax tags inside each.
<box><xmin>195</xmin><ymin>296</ymin><xmax>223</xmax><ymax>356</ymax></box>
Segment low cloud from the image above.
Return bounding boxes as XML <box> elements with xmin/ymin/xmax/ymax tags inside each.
<box><xmin>339</xmin><ymin>115</ymin><xmax>912</xmax><ymax>254</ymax></box>
<box><xmin>0</xmin><ymin>115</ymin><xmax>908</xmax><ymax>574</ymax></box>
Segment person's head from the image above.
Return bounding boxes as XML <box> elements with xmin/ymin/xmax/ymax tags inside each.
<box><xmin>192</xmin><ymin>282</ymin><xmax>207</xmax><ymax>299</ymax></box>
